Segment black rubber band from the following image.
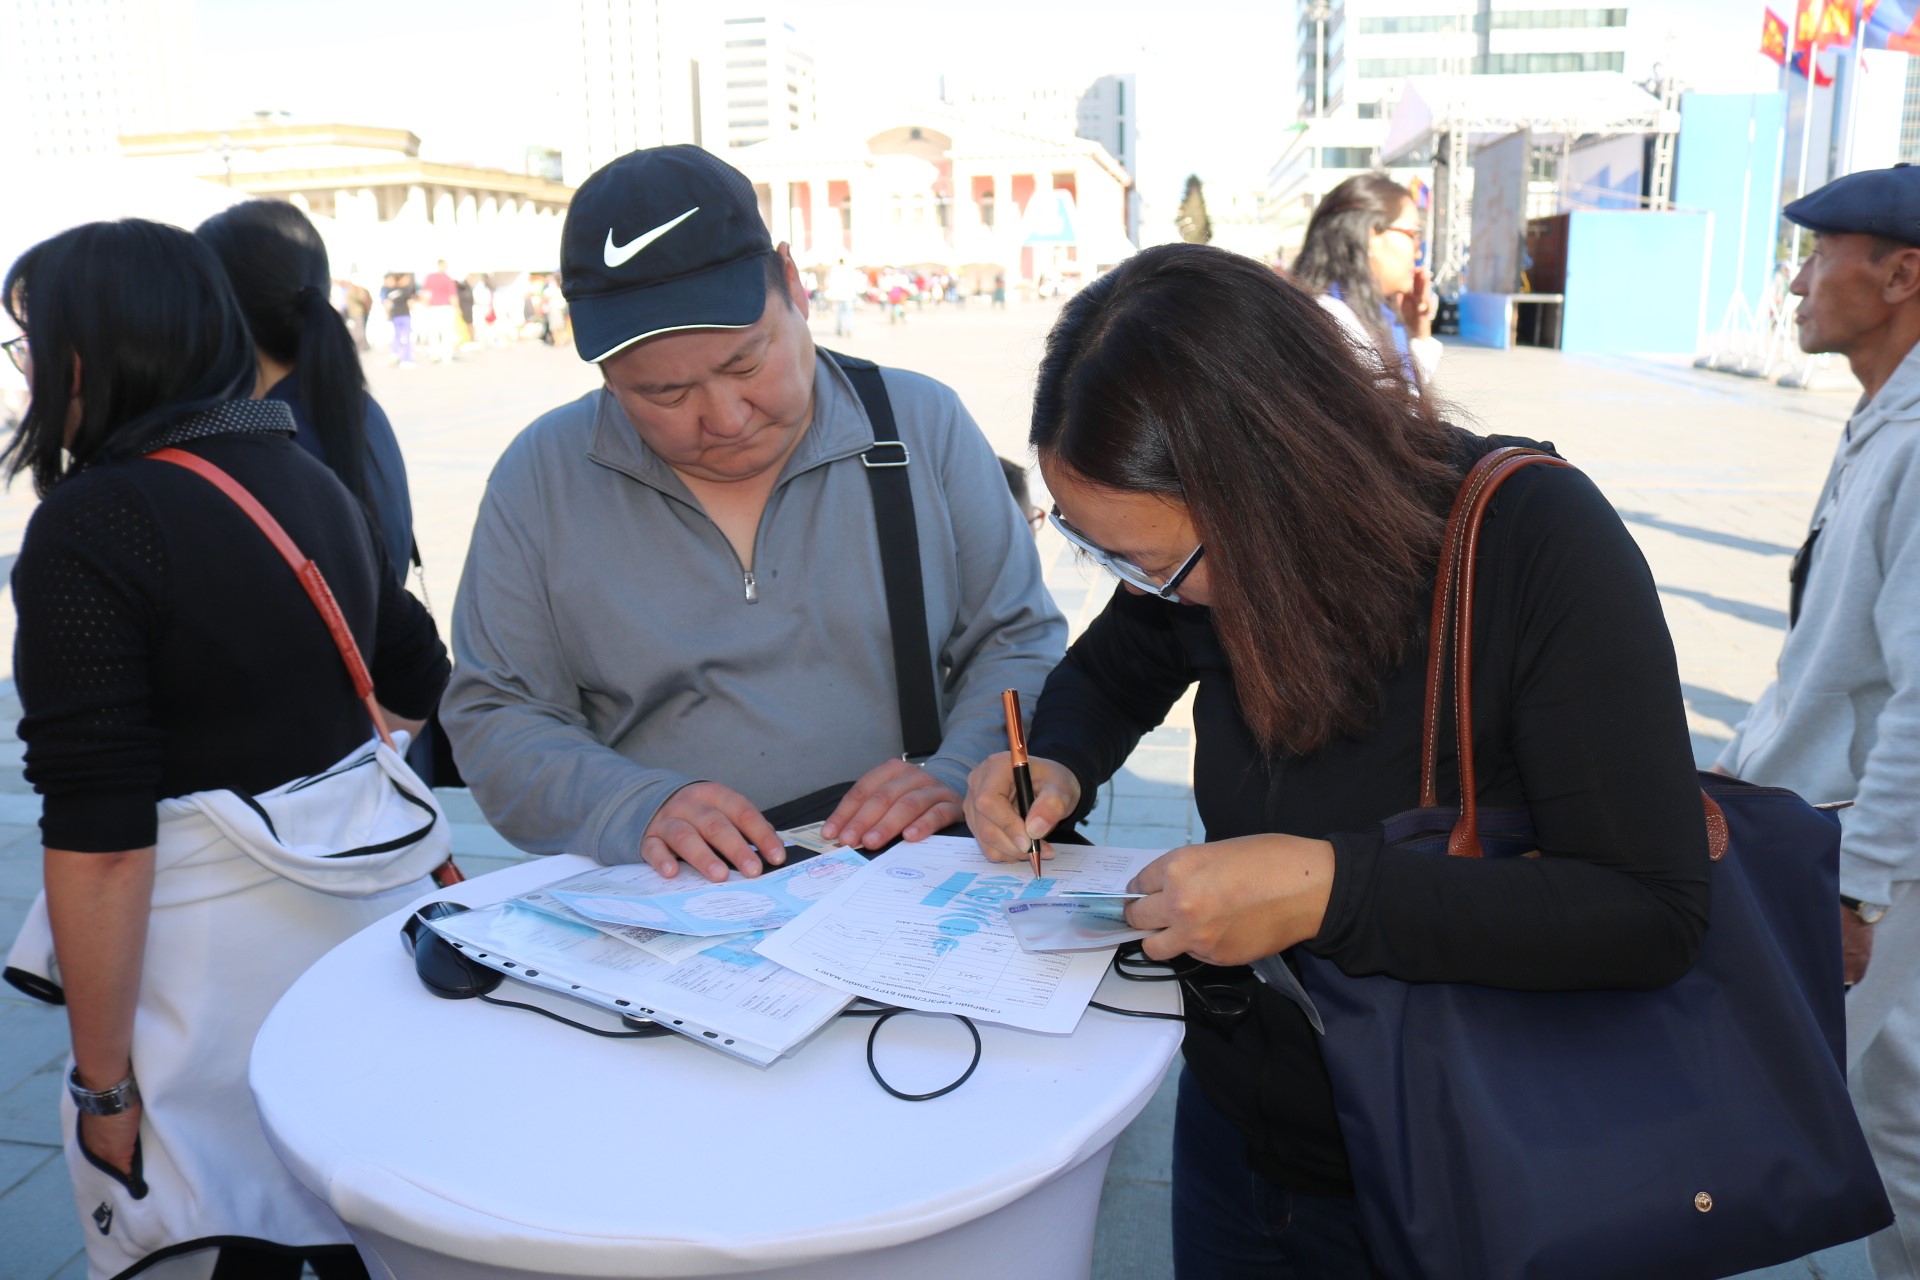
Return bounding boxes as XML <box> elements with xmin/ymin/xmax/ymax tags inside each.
<box><xmin>863</xmin><ymin>1007</ymin><xmax>982</xmax><ymax>1101</ymax></box>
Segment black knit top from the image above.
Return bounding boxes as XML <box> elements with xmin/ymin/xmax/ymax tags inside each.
<box><xmin>13</xmin><ymin>401</ymin><xmax>449</xmax><ymax>852</ymax></box>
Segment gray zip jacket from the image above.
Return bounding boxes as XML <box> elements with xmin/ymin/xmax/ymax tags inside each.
<box><xmin>442</xmin><ymin>352</ymin><xmax>1066</xmax><ymax>863</ymax></box>
<box><xmin>1720</xmin><ymin>340</ymin><xmax>1920</xmax><ymax>905</ymax></box>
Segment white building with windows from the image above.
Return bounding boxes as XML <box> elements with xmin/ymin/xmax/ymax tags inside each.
<box><xmin>0</xmin><ymin>0</ymin><xmax>196</xmax><ymax>164</ymax></box>
<box><xmin>709</xmin><ymin>13</ymin><xmax>818</xmax><ymax>150</ymax></box>
<box><xmin>1270</xmin><ymin>2</ymin><xmax>1634</xmax><ymax>254</ymax></box>
<box><xmin>564</xmin><ymin>0</ymin><xmax>703</xmax><ymax>187</ymax></box>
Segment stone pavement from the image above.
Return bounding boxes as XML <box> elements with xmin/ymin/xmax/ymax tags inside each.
<box><xmin>0</xmin><ymin>296</ymin><xmax>1882</xmax><ymax>1278</ymax></box>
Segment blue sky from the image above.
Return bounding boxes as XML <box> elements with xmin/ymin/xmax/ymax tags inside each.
<box><xmin>196</xmin><ymin>0</ymin><xmax>1781</xmax><ymax>214</ymax></box>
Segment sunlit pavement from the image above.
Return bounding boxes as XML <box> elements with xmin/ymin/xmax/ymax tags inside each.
<box><xmin>0</xmin><ymin>297</ymin><xmax>1877</xmax><ymax>1278</ymax></box>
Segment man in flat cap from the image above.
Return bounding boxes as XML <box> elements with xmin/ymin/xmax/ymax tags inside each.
<box><xmin>1718</xmin><ymin>164</ymin><xmax>1920</xmax><ymax>1276</ymax></box>
<box><xmin>442</xmin><ymin>145</ymin><xmax>1064</xmax><ymax>882</ymax></box>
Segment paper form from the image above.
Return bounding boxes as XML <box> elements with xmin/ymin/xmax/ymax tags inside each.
<box><xmin>549</xmin><ymin>848</ymin><xmax>867</xmax><ymax>935</ymax></box>
<box><xmin>753</xmin><ymin>837</ymin><xmax>1169</xmax><ymax>1034</ymax></box>
<box><xmin>516</xmin><ymin>888</ymin><xmax>724</xmax><ymax>965</ymax></box>
<box><xmin>426</xmin><ymin>900</ymin><xmax>850</xmax><ymax>1060</ymax></box>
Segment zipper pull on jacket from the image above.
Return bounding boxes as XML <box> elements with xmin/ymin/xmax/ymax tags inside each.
<box><xmin>743</xmin><ymin>571</ymin><xmax>759</xmax><ymax>603</ymax></box>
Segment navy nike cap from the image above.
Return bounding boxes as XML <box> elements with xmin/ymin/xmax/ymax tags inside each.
<box><xmin>559</xmin><ymin>145</ymin><xmax>776</xmax><ymax>363</ymax></box>
<box><xmin>1784</xmin><ymin>163</ymin><xmax>1920</xmax><ymax>248</ymax></box>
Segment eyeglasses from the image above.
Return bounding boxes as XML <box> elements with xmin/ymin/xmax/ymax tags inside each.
<box><xmin>1382</xmin><ymin>225</ymin><xmax>1422</xmax><ymax>245</ymax></box>
<box><xmin>2</xmin><ymin>336</ymin><xmax>24</xmax><ymax>375</ymax></box>
<box><xmin>1025</xmin><ymin>505</ymin><xmax>1047</xmax><ymax>533</ymax></box>
<box><xmin>1048</xmin><ymin>506</ymin><xmax>1205</xmax><ymax>603</ymax></box>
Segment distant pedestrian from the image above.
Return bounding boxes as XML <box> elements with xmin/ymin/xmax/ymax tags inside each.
<box><xmin>1717</xmin><ymin>165</ymin><xmax>1920</xmax><ymax>1280</ymax></box>
<box><xmin>992</xmin><ymin>270</ymin><xmax>1006</xmax><ymax>308</ymax></box>
<box><xmin>383</xmin><ymin>272</ymin><xmax>415</xmax><ymax>366</ymax></box>
<box><xmin>419</xmin><ymin>259</ymin><xmax>459</xmax><ymax>363</ymax></box>
<box><xmin>1292</xmin><ymin>174</ymin><xmax>1440</xmax><ymax>390</ymax></box>
<box><xmin>826</xmin><ymin>257</ymin><xmax>862</xmax><ymax>337</ymax></box>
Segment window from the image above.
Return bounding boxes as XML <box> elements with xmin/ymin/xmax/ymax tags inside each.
<box><xmin>1474</xmin><ymin>50</ymin><xmax>1625</xmax><ymax>73</ymax></box>
<box><xmin>1357</xmin><ymin>102</ymin><xmax>1383</xmax><ymax>119</ymax></box>
<box><xmin>1320</xmin><ymin>146</ymin><xmax>1375</xmax><ymax>168</ymax></box>
<box><xmin>1487</xmin><ymin>8</ymin><xmax>1627</xmax><ymax>29</ymax></box>
<box><xmin>731</xmin><ymin>119</ymin><xmax>769</xmax><ymax>129</ymax></box>
<box><xmin>724</xmin><ymin>38</ymin><xmax>766</xmax><ymax>48</ymax></box>
<box><xmin>729</xmin><ymin>98</ymin><xmax>768</xmax><ymax>109</ymax></box>
<box><xmin>1358</xmin><ymin>57</ymin><xmax>1439</xmax><ymax>78</ymax></box>
<box><xmin>726</xmin><ymin>58</ymin><xmax>766</xmax><ymax>69</ymax></box>
<box><xmin>726</xmin><ymin>79</ymin><xmax>763</xmax><ymax>89</ymax></box>
<box><xmin>723</xmin><ymin>15</ymin><xmax>764</xmax><ymax>23</ymax></box>
<box><xmin>1359</xmin><ymin>15</ymin><xmax>1466</xmax><ymax>33</ymax></box>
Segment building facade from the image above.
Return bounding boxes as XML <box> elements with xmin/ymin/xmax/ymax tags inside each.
<box><xmin>1902</xmin><ymin>57</ymin><xmax>1920</xmax><ymax>164</ymax></box>
<box><xmin>119</xmin><ymin>121</ymin><xmax>574</xmax><ymax>278</ymax></box>
<box><xmin>564</xmin><ymin>0</ymin><xmax>702</xmax><ymax>187</ymax></box>
<box><xmin>0</xmin><ymin>0</ymin><xmax>196</xmax><ymax>163</ymax></box>
<box><xmin>1272</xmin><ymin>2</ymin><xmax>1633</xmax><ymax>252</ymax></box>
<box><xmin>731</xmin><ymin>108</ymin><xmax>1134</xmax><ymax>293</ymax></box>
<box><xmin>942</xmin><ymin>73</ymin><xmax>1141</xmax><ymax>242</ymax></box>
<box><xmin>710</xmin><ymin>13</ymin><xmax>817</xmax><ymax>150</ymax></box>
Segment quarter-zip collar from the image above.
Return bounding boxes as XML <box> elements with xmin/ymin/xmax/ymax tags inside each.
<box><xmin>585</xmin><ymin>348</ymin><xmax>879</xmax><ymax>503</ymax></box>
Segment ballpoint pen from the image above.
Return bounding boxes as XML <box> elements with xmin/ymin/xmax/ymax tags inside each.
<box><xmin>1002</xmin><ymin>688</ymin><xmax>1041</xmax><ymax>878</ymax></box>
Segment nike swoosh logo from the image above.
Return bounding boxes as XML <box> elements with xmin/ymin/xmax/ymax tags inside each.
<box><xmin>603</xmin><ymin>207</ymin><xmax>700</xmax><ymax>268</ymax></box>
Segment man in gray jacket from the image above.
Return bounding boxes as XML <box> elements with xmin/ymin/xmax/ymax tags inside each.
<box><xmin>442</xmin><ymin>146</ymin><xmax>1065</xmax><ymax>883</ymax></box>
<box><xmin>1718</xmin><ymin>164</ymin><xmax>1920</xmax><ymax>1277</ymax></box>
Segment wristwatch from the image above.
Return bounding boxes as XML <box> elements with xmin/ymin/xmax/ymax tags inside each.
<box><xmin>68</xmin><ymin>1067</ymin><xmax>140</xmax><ymax>1116</ymax></box>
<box><xmin>1840</xmin><ymin>895</ymin><xmax>1889</xmax><ymax>926</ymax></box>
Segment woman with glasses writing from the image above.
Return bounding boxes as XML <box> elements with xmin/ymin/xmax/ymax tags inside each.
<box><xmin>1292</xmin><ymin>173</ymin><xmax>1440</xmax><ymax>390</ymax></box>
<box><xmin>963</xmin><ymin>244</ymin><xmax>1707</xmax><ymax>1278</ymax></box>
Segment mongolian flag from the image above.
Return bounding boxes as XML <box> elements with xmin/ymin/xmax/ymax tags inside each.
<box><xmin>1761</xmin><ymin>7</ymin><xmax>1790</xmax><ymax>62</ymax></box>
<box><xmin>1813</xmin><ymin>0</ymin><xmax>1856</xmax><ymax>46</ymax></box>
<box><xmin>1790</xmin><ymin>48</ymin><xmax>1837</xmax><ymax>84</ymax></box>
<box><xmin>1865</xmin><ymin>0</ymin><xmax>1920</xmax><ymax>50</ymax></box>
<box><xmin>1794</xmin><ymin>0</ymin><xmax>1823</xmax><ymax>47</ymax></box>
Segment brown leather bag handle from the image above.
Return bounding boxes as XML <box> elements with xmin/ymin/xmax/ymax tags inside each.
<box><xmin>1417</xmin><ymin>448</ymin><xmax>1726</xmax><ymax>861</ymax></box>
<box><xmin>149</xmin><ymin>448</ymin><xmax>464</xmax><ymax>887</ymax></box>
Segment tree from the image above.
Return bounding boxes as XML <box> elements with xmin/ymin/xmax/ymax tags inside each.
<box><xmin>1175</xmin><ymin>175</ymin><xmax>1213</xmax><ymax>244</ymax></box>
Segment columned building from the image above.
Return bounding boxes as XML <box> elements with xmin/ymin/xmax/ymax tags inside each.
<box><xmin>732</xmin><ymin>108</ymin><xmax>1135</xmax><ymax>292</ymax></box>
<box><xmin>118</xmin><ymin>121</ymin><xmax>574</xmax><ymax>278</ymax></box>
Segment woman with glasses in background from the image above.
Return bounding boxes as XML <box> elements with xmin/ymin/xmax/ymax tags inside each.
<box><xmin>964</xmin><ymin>244</ymin><xmax>1708</xmax><ymax>1278</ymax></box>
<box><xmin>1292</xmin><ymin>173</ymin><xmax>1440</xmax><ymax>390</ymax></box>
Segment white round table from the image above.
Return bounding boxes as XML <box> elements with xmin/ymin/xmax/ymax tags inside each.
<box><xmin>250</xmin><ymin>855</ymin><xmax>1183</xmax><ymax>1279</ymax></box>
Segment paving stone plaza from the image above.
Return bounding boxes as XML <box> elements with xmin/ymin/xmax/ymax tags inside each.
<box><xmin>0</xmin><ymin>297</ymin><xmax>1882</xmax><ymax>1278</ymax></box>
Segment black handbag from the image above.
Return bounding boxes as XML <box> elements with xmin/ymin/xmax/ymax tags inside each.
<box><xmin>1294</xmin><ymin>447</ymin><xmax>1892</xmax><ymax>1279</ymax></box>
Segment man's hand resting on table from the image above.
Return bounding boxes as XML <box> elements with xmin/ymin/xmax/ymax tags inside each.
<box><xmin>821</xmin><ymin>759</ymin><xmax>964</xmax><ymax>851</ymax></box>
<box><xmin>641</xmin><ymin>783</ymin><xmax>786</xmax><ymax>882</ymax></box>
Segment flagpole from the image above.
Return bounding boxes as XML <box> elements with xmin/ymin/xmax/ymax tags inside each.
<box><xmin>1839</xmin><ymin>4</ymin><xmax>1869</xmax><ymax>175</ymax></box>
<box><xmin>1788</xmin><ymin>7</ymin><xmax>1816</xmax><ymax>267</ymax></box>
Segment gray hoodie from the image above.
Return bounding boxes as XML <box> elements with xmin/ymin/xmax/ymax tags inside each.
<box><xmin>1720</xmin><ymin>340</ymin><xmax>1920</xmax><ymax>905</ymax></box>
<box><xmin>442</xmin><ymin>352</ymin><xmax>1066</xmax><ymax>862</ymax></box>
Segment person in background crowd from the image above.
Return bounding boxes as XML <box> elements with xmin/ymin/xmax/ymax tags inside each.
<box><xmin>469</xmin><ymin>273</ymin><xmax>498</xmax><ymax>347</ymax></box>
<box><xmin>1292</xmin><ymin>174</ymin><xmax>1440</xmax><ymax>390</ymax></box>
<box><xmin>826</xmin><ymin>257</ymin><xmax>863</xmax><ymax>338</ymax></box>
<box><xmin>1000</xmin><ymin>455</ymin><xmax>1045</xmax><ymax>533</ymax></box>
<box><xmin>1717</xmin><ymin>164</ymin><xmax>1920</xmax><ymax>1280</ymax></box>
<box><xmin>338</xmin><ymin>277</ymin><xmax>372</xmax><ymax>351</ymax></box>
<box><xmin>965</xmin><ymin>244</ymin><xmax>1707</xmax><ymax>1278</ymax></box>
<box><xmin>418</xmin><ymin>260</ymin><xmax>460</xmax><ymax>364</ymax></box>
<box><xmin>383</xmin><ymin>272</ymin><xmax>416</xmax><ymax>367</ymax></box>
<box><xmin>197</xmin><ymin>200</ymin><xmax>418</xmax><ymax>583</ymax></box>
<box><xmin>3</xmin><ymin>218</ymin><xmax>447</xmax><ymax>1280</ymax></box>
<box><xmin>455</xmin><ymin>275</ymin><xmax>476</xmax><ymax>349</ymax></box>
<box><xmin>442</xmin><ymin>145</ymin><xmax>1063</xmax><ymax>881</ymax></box>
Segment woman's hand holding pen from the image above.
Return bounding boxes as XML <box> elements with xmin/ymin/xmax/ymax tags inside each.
<box><xmin>1124</xmin><ymin>835</ymin><xmax>1336</xmax><ymax>966</ymax></box>
<box><xmin>965</xmin><ymin>752</ymin><xmax>1081</xmax><ymax>863</ymax></box>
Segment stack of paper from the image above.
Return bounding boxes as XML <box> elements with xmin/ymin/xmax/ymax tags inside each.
<box><xmin>754</xmin><ymin>837</ymin><xmax>1165</xmax><ymax>1034</ymax></box>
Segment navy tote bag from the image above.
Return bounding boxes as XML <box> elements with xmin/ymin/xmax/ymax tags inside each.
<box><xmin>1293</xmin><ymin>448</ymin><xmax>1891</xmax><ymax>1280</ymax></box>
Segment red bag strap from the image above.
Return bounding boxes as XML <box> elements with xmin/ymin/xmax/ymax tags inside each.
<box><xmin>1415</xmin><ymin>447</ymin><xmax>1730</xmax><ymax>860</ymax></box>
<box><xmin>149</xmin><ymin>447</ymin><xmax>394</xmax><ymax>751</ymax></box>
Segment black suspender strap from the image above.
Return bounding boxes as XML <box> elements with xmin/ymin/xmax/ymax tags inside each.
<box><xmin>827</xmin><ymin>350</ymin><xmax>944</xmax><ymax>761</ymax></box>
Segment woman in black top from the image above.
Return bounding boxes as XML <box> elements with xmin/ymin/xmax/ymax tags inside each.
<box><xmin>196</xmin><ymin>199</ymin><xmax>417</xmax><ymax>582</ymax></box>
<box><xmin>5</xmin><ymin>220</ymin><xmax>447</xmax><ymax>1278</ymax></box>
<box><xmin>963</xmin><ymin>245</ymin><xmax>1708</xmax><ymax>1277</ymax></box>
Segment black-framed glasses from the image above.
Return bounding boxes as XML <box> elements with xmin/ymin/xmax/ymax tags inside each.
<box><xmin>1048</xmin><ymin>506</ymin><xmax>1204</xmax><ymax>603</ymax></box>
<box><xmin>2</xmin><ymin>336</ymin><xmax>25</xmax><ymax>376</ymax></box>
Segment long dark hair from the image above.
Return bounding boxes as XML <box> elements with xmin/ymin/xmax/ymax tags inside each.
<box><xmin>1291</xmin><ymin>173</ymin><xmax>1416</xmax><ymax>372</ymax></box>
<box><xmin>3</xmin><ymin>220</ymin><xmax>256</xmax><ymax>496</ymax></box>
<box><xmin>1032</xmin><ymin>243</ymin><xmax>1459</xmax><ymax>755</ymax></box>
<box><xmin>196</xmin><ymin>200</ymin><xmax>375</xmax><ymax>521</ymax></box>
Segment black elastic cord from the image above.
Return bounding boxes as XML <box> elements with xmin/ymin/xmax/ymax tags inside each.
<box><xmin>860</xmin><ymin>1006</ymin><xmax>982</xmax><ymax>1101</ymax></box>
<box><xmin>478</xmin><ymin>992</ymin><xmax>660</xmax><ymax>1038</ymax></box>
<box><xmin>1088</xmin><ymin>1000</ymin><xmax>1186</xmax><ymax>1022</ymax></box>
